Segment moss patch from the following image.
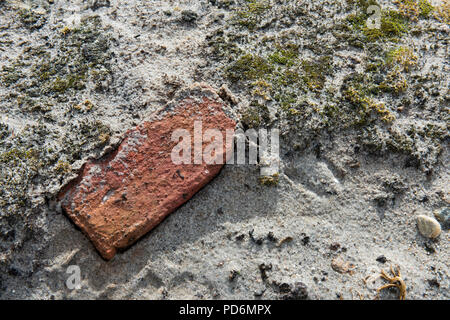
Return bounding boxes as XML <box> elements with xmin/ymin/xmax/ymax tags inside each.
<box><xmin>226</xmin><ymin>53</ymin><xmax>273</xmax><ymax>82</ymax></box>
<box><xmin>434</xmin><ymin>0</ymin><xmax>450</xmax><ymax>24</ymax></box>
<box><xmin>259</xmin><ymin>173</ymin><xmax>279</xmax><ymax>186</ymax></box>
<box><xmin>394</xmin><ymin>0</ymin><xmax>434</xmax><ymax>20</ymax></box>
<box><xmin>17</xmin><ymin>8</ymin><xmax>47</xmax><ymax>30</ymax></box>
<box><xmin>301</xmin><ymin>56</ymin><xmax>332</xmax><ymax>92</ymax></box>
<box><xmin>234</xmin><ymin>0</ymin><xmax>271</xmax><ymax>30</ymax></box>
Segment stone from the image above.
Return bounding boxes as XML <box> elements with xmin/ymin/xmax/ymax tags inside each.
<box><xmin>58</xmin><ymin>83</ymin><xmax>236</xmax><ymax>260</ymax></box>
<box><xmin>331</xmin><ymin>257</ymin><xmax>355</xmax><ymax>274</ymax></box>
<box><xmin>416</xmin><ymin>215</ymin><xmax>441</xmax><ymax>239</ymax></box>
<box><xmin>376</xmin><ymin>255</ymin><xmax>387</xmax><ymax>264</ymax></box>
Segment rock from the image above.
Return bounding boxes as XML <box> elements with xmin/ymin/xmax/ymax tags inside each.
<box><xmin>416</xmin><ymin>215</ymin><xmax>441</xmax><ymax>239</ymax></box>
<box><xmin>254</xmin><ymin>287</ymin><xmax>266</xmax><ymax>297</ymax></box>
<box><xmin>434</xmin><ymin>208</ymin><xmax>450</xmax><ymax>230</ymax></box>
<box><xmin>58</xmin><ymin>83</ymin><xmax>236</xmax><ymax>259</ymax></box>
<box><xmin>376</xmin><ymin>255</ymin><xmax>387</xmax><ymax>264</ymax></box>
<box><xmin>331</xmin><ymin>257</ymin><xmax>355</xmax><ymax>274</ymax></box>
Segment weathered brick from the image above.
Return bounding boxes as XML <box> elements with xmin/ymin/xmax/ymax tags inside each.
<box><xmin>58</xmin><ymin>84</ymin><xmax>236</xmax><ymax>259</ymax></box>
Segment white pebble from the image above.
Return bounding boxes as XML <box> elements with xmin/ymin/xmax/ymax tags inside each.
<box><xmin>416</xmin><ymin>215</ymin><xmax>441</xmax><ymax>239</ymax></box>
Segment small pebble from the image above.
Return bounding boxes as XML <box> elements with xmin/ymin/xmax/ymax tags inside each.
<box><xmin>416</xmin><ymin>215</ymin><xmax>441</xmax><ymax>239</ymax></box>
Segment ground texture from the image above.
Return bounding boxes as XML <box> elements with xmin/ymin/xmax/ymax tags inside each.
<box><xmin>0</xmin><ymin>0</ymin><xmax>448</xmax><ymax>299</ymax></box>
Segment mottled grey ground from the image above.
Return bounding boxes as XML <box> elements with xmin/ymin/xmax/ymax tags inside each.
<box><xmin>0</xmin><ymin>0</ymin><xmax>448</xmax><ymax>299</ymax></box>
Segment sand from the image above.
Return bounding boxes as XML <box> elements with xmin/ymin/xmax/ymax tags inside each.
<box><xmin>0</xmin><ymin>0</ymin><xmax>448</xmax><ymax>299</ymax></box>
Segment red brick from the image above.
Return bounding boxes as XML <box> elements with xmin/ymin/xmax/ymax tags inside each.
<box><xmin>58</xmin><ymin>84</ymin><xmax>236</xmax><ymax>260</ymax></box>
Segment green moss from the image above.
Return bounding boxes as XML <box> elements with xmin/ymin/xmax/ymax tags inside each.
<box><xmin>223</xmin><ymin>43</ymin><xmax>328</xmax><ymax>124</ymax></box>
<box><xmin>347</xmin><ymin>0</ymin><xmax>409</xmax><ymax>42</ymax></box>
<box><xmin>365</xmin><ymin>46</ymin><xmax>416</xmax><ymax>94</ymax></box>
<box><xmin>434</xmin><ymin>0</ymin><xmax>450</xmax><ymax>24</ymax></box>
<box><xmin>259</xmin><ymin>173</ymin><xmax>279</xmax><ymax>186</ymax></box>
<box><xmin>386</xmin><ymin>46</ymin><xmax>418</xmax><ymax>72</ymax></box>
<box><xmin>350</xmin><ymin>0</ymin><xmax>381</xmax><ymax>11</ymax></box>
<box><xmin>241</xmin><ymin>100</ymin><xmax>270</xmax><ymax>129</ymax></box>
<box><xmin>336</xmin><ymin>73</ymin><xmax>396</xmax><ymax>125</ymax></box>
<box><xmin>346</xmin><ymin>12</ymin><xmax>367</xmax><ymax>30</ymax></box>
<box><xmin>207</xmin><ymin>32</ymin><xmax>242</xmax><ymax>59</ymax></box>
<box><xmin>0</xmin><ymin>123</ymin><xmax>9</xmax><ymax>141</ymax></box>
<box><xmin>234</xmin><ymin>0</ymin><xmax>271</xmax><ymax>30</ymax></box>
<box><xmin>274</xmin><ymin>68</ymin><xmax>301</xmax><ymax>87</ymax></box>
<box><xmin>418</xmin><ymin>0</ymin><xmax>434</xmax><ymax>17</ymax></box>
<box><xmin>54</xmin><ymin>160</ymin><xmax>71</xmax><ymax>173</ymax></box>
<box><xmin>320</xmin><ymin>104</ymin><xmax>341</xmax><ymax>124</ymax></box>
<box><xmin>394</xmin><ymin>0</ymin><xmax>434</xmax><ymax>20</ymax></box>
<box><xmin>0</xmin><ymin>148</ymin><xmax>38</xmax><ymax>165</ymax></box>
<box><xmin>5</xmin><ymin>14</ymin><xmax>113</xmax><ymax>109</ymax></box>
<box><xmin>0</xmin><ymin>125</ymin><xmax>54</xmax><ymax>212</ymax></box>
<box><xmin>48</xmin><ymin>74</ymin><xmax>86</xmax><ymax>94</ymax></box>
<box><xmin>226</xmin><ymin>53</ymin><xmax>273</xmax><ymax>82</ymax></box>
<box><xmin>301</xmin><ymin>56</ymin><xmax>332</xmax><ymax>92</ymax></box>
<box><xmin>344</xmin><ymin>86</ymin><xmax>395</xmax><ymax>123</ymax></box>
<box><xmin>268</xmin><ymin>43</ymin><xmax>299</xmax><ymax>67</ymax></box>
<box><xmin>1</xmin><ymin>63</ymin><xmax>24</xmax><ymax>86</ymax></box>
<box><xmin>378</xmin><ymin>69</ymin><xmax>408</xmax><ymax>94</ymax></box>
<box><xmin>17</xmin><ymin>8</ymin><xmax>47</xmax><ymax>30</ymax></box>
<box><xmin>363</xmin><ymin>10</ymin><xmax>409</xmax><ymax>41</ymax></box>
<box><xmin>274</xmin><ymin>92</ymin><xmax>298</xmax><ymax>112</ymax></box>
<box><xmin>346</xmin><ymin>0</ymin><xmax>380</xmax><ymax>28</ymax></box>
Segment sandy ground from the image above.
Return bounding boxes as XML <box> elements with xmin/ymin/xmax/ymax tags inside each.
<box><xmin>0</xmin><ymin>0</ymin><xmax>448</xmax><ymax>299</ymax></box>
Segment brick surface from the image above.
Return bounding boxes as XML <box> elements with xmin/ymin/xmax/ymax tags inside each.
<box><xmin>58</xmin><ymin>84</ymin><xmax>236</xmax><ymax>259</ymax></box>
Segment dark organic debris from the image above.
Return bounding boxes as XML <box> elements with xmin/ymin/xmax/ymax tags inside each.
<box><xmin>281</xmin><ymin>282</ymin><xmax>309</xmax><ymax>300</ymax></box>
